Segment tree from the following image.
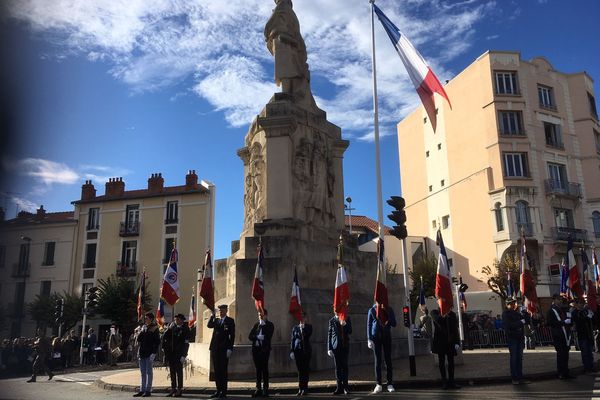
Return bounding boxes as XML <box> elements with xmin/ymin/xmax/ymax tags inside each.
<box><xmin>408</xmin><ymin>254</ymin><xmax>437</xmax><ymax>317</ymax></box>
<box><xmin>28</xmin><ymin>293</ymin><xmax>61</xmax><ymax>332</ymax></box>
<box><xmin>479</xmin><ymin>252</ymin><xmax>537</xmax><ymax>303</ymax></box>
<box><xmin>61</xmin><ymin>291</ymin><xmax>85</xmax><ymax>333</ymax></box>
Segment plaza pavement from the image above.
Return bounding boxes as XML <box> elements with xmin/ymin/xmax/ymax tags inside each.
<box><xmin>96</xmin><ymin>348</ymin><xmax>597</xmax><ymax>395</ymax></box>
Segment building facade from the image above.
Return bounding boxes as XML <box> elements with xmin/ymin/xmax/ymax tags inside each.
<box><xmin>0</xmin><ymin>206</ymin><xmax>76</xmax><ymax>338</ymax></box>
<box><xmin>397</xmin><ymin>51</ymin><xmax>600</xmax><ymax>303</ymax></box>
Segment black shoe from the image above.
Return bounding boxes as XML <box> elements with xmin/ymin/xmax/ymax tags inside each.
<box><xmin>262</xmin><ymin>389</ymin><xmax>269</xmax><ymax>397</ymax></box>
<box><xmin>218</xmin><ymin>393</ymin><xmax>227</xmax><ymax>399</ymax></box>
<box><xmin>332</xmin><ymin>389</ymin><xmax>344</xmax><ymax>395</ymax></box>
<box><xmin>133</xmin><ymin>393</ymin><xmax>144</xmax><ymax>397</ymax></box>
<box><xmin>447</xmin><ymin>383</ymin><xmax>461</xmax><ymax>389</ymax></box>
<box><xmin>26</xmin><ymin>377</ymin><xmax>36</xmax><ymax>383</ymax></box>
<box><xmin>173</xmin><ymin>389</ymin><xmax>182</xmax><ymax>397</ymax></box>
<box><xmin>251</xmin><ymin>389</ymin><xmax>262</xmax><ymax>397</ymax></box>
<box><xmin>208</xmin><ymin>392</ymin><xmax>220</xmax><ymax>399</ymax></box>
<box><xmin>442</xmin><ymin>383</ymin><xmax>448</xmax><ymax>390</ymax></box>
<box><xmin>142</xmin><ymin>393</ymin><xmax>152</xmax><ymax>397</ymax></box>
<box><xmin>167</xmin><ymin>389</ymin><xmax>177</xmax><ymax>397</ymax></box>
<box><xmin>48</xmin><ymin>373</ymin><xmax>54</xmax><ymax>381</ymax></box>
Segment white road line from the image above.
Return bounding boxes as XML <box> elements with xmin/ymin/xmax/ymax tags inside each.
<box><xmin>56</xmin><ymin>376</ymin><xmax>92</xmax><ymax>386</ymax></box>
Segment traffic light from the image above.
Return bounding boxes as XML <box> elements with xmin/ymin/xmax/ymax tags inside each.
<box><xmin>87</xmin><ymin>287</ymin><xmax>99</xmax><ymax>308</ymax></box>
<box><xmin>54</xmin><ymin>298</ymin><xmax>64</xmax><ymax>323</ymax></box>
<box><xmin>387</xmin><ymin>196</ymin><xmax>408</xmax><ymax>240</ymax></box>
<box><xmin>458</xmin><ymin>274</ymin><xmax>469</xmax><ymax>293</ymax></box>
<box><xmin>402</xmin><ymin>305</ymin><xmax>410</xmax><ymax>327</ymax></box>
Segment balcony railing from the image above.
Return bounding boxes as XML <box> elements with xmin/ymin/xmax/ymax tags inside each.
<box><xmin>551</xmin><ymin>227</ymin><xmax>587</xmax><ymax>242</ymax></box>
<box><xmin>544</xmin><ymin>179</ymin><xmax>582</xmax><ymax>198</ymax></box>
<box><xmin>516</xmin><ymin>222</ymin><xmax>534</xmax><ymax>237</ymax></box>
<box><xmin>164</xmin><ymin>218</ymin><xmax>179</xmax><ymax>225</ymax></box>
<box><xmin>119</xmin><ymin>221</ymin><xmax>140</xmax><ymax>237</ymax></box>
<box><xmin>116</xmin><ymin>261</ymin><xmax>137</xmax><ymax>277</ymax></box>
<box><xmin>11</xmin><ymin>263</ymin><xmax>30</xmax><ymax>278</ymax></box>
<box><xmin>86</xmin><ymin>224</ymin><xmax>100</xmax><ymax>231</ymax></box>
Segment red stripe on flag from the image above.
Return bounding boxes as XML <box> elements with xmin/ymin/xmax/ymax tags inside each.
<box><xmin>435</xmin><ymin>274</ymin><xmax>453</xmax><ymax>316</ymax></box>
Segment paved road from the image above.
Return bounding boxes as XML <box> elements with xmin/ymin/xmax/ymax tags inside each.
<box><xmin>1</xmin><ymin>371</ymin><xmax>597</xmax><ymax>400</ymax></box>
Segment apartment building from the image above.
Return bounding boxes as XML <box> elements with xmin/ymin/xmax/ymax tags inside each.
<box><xmin>397</xmin><ymin>51</ymin><xmax>600</xmax><ymax>305</ymax></box>
<box><xmin>0</xmin><ymin>206</ymin><xmax>76</xmax><ymax>338</ymax></box>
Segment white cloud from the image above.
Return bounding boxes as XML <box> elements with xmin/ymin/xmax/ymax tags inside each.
<box><xmin>13</xmin><ymin>158</ymin><xmax>79</xmax><ymax>185</ymax></box>
<box><xmin>11</xmin><ymin>196</ymin><xmax>38</xmax><ymax>213</ymax></box>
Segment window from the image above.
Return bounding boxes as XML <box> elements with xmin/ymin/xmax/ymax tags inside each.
<box><xmin>538</xmin><ymin>85</ymin><xmax>555</xmax><ymax>109</ymax></box>
<box><xmin>544</xmin><ymin>122</ymin><xmax>564</xmax><ymax>149</ymax></box>
<box><xmin>121</xmin><ymin>241</ymin><xmax>137</xmax><ymax>267</ymax></box>
<box><xmin>126</xmin><ymin>204</ymin><xmax>140</xmax><ymax>229</ymax></box>
<box><xmin>0</xmin><ymin>245</ymin><xmax>5</xmax><ymax>268</ymax></box>
<box><xmin>42</xmin><ymin>242</ymin><xmax>55</xmax><ymax>266</ymax></box>
<box><xmin>554</xmin><ymin>208</ymin><xmax>574</xmax><ymax>228</ymax></box>
<box><xmin>18</xmin><ymin>243</ymin><xmax>29</xmax><ymax>271</ymax></box>
<box><xmin>494</xmin><ymin>203</ymin><xmax>504</xmax><ymax>232</ymax></box>
<box><xmin>87</xmin><ymin>208</ymin><xmax>99</xmax><ymax>230</ymax></box>
<box><xmin>426</xmin><ymin>151</ymin><xmax>429</xmax><ymax>157</ymax></box>
<box><xmin>442</xmin><ymin>215</ymin><xmax>450</xmax><ymax>229</ymax></box>
<box><xmin>593</xmin><ymin>211</ymin><xmax>600</xmax><ymax>237</ymax></box>
<box><xmin>164</xmin><ymin>238</ymin><xmax>176</xmax><ymax>263</ymax></box>
<box><xmin>498</xmin><ymin>111</ymin><xmax>524</xmax><ymax>135</ymax></box>
<box><xmin>440</xmin><ymin>179</ymin><xmax>445</xmax><ymax>187</ymax></box>
<box><xmin>437</xmin><ymin>143</ymin><xmax>442</xmax><ymax>150</ymax></box>
<box><xmin>40</xmin><ymin>281</ymin><xmax>51</xmax><ymax>297</ymax></box>
<box><xmin>432</xmin><ymin>220</ymin><xmax>437</xmax><ymax>229</ymax></box>
<box><xmin>503</xmin><ymin>153</ymin><xmax>529</xmax><ymax>177</ymax></box>
<box><xmin>84</xmin><ymin>243</ymin><xmax>97</xmax><ymax>268</ymax></box>
<box><xmin>594</xmin><ymin>130</ymin><xmax>600</xmax><ymax>154</ymax></box>
<box><xmin>548</xmin><ymin>163</ymin><xmax>568</xmax><ymax>190</ymax></box>
<box><xmin>494</xmin><ymin>71</ymin><xmax>519</xmax><ymax>95</ymax></box>
<box><xmin>515</xmin><ymin>200</ymin><xmax>531</xmax><ymax>225</ymax></box>
<box><xmin>589</xmin><ymin>92</ymin><xmax>598</xmax><ymax>119</ymax></box>
<box><xmin>166</xmin><ymin>201</ymin><xmax>179</xmax><ymax>224</ymax></box>
<box><xmin>428</xmin><ymin>185</ymin><xmax>433</xmax><ymax>192</ymax></box>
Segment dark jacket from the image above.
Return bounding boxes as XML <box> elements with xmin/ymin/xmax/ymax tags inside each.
<box><xmin>546</xmin><ymin>304</ymin><xmax>572</xmax><ymax>348</ymax></box>
<box><xmin>137</xmin><ymin>323</ymin><xmax>161</xmax><ymax>358</ymax></box>
<box><xmin>249</xmin><ymin>320</ymin><xmax>275</xmax><ymax>353</ymax></box>
<box><xmin>572</xmin><ymin>308</ymin><xmax>594</xmax><ymax>341</ymax></box>
<box><xmin>290</xmin><ymin>323</ymin><xmax>312</xmax><ymax>354</ymax></box>
<box><xmin>327</xmin><ymin>316</ymin><xmax>352</xmax><ymax>352</ymax></box>
<box><xmin>208</xmin><ymin>315</ymin><xmax>235</xmax><ymax>352</ymax></box>
<box><xmin>162</xmin><ymin>322</ymin><xmax>190</xmax><ymax>361</ymax></box>
<box><xmin>366</xmin><ymin>305</ymin><xmax>397</xmax><ymax>341</ymax></box>
<box><xmin>431</xmin><ymin>311</ymin><xmax>460</xmax><ymax>355</ymax></box>
<box><xmin>502</xmin><ymin>309</ymin><xmax>524</xmax><ymax>341</ymax></box>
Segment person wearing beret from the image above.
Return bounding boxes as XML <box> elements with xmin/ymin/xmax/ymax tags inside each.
<box><xmin>547</xmin><ymin>294</ymin><xmax>574</xmax><ymax>379</ymax></box>
<box><xmin>208</xmin><ymin>304</ymin><xmax>236</xmax><ymax>399</ymax></box>
<box><xmin>162</xmin><ymin>313</ymin><xmax>190</xmax><ymax>397</ymax></box>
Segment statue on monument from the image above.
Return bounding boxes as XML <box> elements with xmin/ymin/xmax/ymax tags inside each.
<box><xmin>265</xmin><ymin>0</ymin><xmax>319</xmax><ymax>111</ymax></box>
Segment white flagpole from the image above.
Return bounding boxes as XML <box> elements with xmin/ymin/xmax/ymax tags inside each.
<box><xmin>370</xmin><ymin>0</ymin><xmax>416</xmax><ymax>376</ymax></box>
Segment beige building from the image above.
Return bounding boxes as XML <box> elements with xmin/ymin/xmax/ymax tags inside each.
<box><xmin>71</xmin><ymin>170</ymin><xmax>215</xmax><ymax>329</ymax></box>
<box><xmin>397</xmin><ymin>51</ymin><xmax>600</xmax><ymax>305</ymax></box>
<box><xmin>0</xmin><ymin>206</ymin><xmax>76</xmax><ymax>338</ymax></box>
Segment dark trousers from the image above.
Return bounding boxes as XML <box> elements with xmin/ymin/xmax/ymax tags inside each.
<box><xmin>252</xmin><ymin>349</ymin><xmax>270</xmax><ymax>391</ymax></box>
<box><xmin>373</xmin><ymin>336</ymin><xmax>393</xmax><ymax>385</ymax></box>
<box><xmin>554</xmin><ymin>344</ymin><xmax>570</xmax><ymax>377</ymax></box>
<box><xmin>212</xmin><ymin>350</ymin><xmax>229</xmax><ymax>395</ymax></box>
<box><xmin>32</xmin><ymin>355</ymin><xmax>52</xmax><ymax>378</ymax></box>
<box><xmin>333</xmin><ymin>348</ymin><xmax>349</xmax><ymax>390</ymax></box>
<box><xmin>293</xmin><ymin>350</ymin><xmax>311</xmax><ymax>390</ymax></box>
<box><xmin>507</xmin><ymin>338</ymin><xmax>523</xmax><ymax>381</ymax></box>
<box><xmin>168</xmin><ymin>359</ymin><xmax>183</xmax><ymax>389</ymax></box>
<box><xmin>438</xmin><ymin>352</ymin><xmax>455</xmax><ymax>382</ymax></box>
<box><xmin>579</xmin><ymin>338</ymin><xmax>594</xmax><ymax>372</ymax></box>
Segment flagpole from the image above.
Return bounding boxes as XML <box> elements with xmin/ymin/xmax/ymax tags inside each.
<box><xmin>370</xmin><ymin>0</ymin><xmax>416</xmax><ymax>377</ymax></box>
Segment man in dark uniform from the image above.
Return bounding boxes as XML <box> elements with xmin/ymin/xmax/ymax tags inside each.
<box><xmin>547</xmin><ymin>294</ymin><xmax>573</xmax><ymax>379</ymax></box>
<box><xmin>290</xmin><ymin>312</ymin><xmax>312</xmax><ymax>396</ymax></box>
<box><xmin>502</xmin><ymin>298</ymin><xmax>527</xmax><ymax>384</ymax></box>
<box><xmin>367</xmin><ymin>302</ymin><xmax>397</xmax><ymax>393</ymax></box>
<box><xmin>26</xmin><ymin>329</ymin><xmax>54</xmax><ymax>382</ymax></box>
<box><xmin>327</xmin><ymin>311</ymin><xmax>352</xmax><ymax>395</ymax></box>
<box><xmin>162</xmin><ymin>313</ymin><xmax>190</xmax><ymax>397</ymax></box>
<box><xmin>208</xmin><ymin>304</ymin><xmax>235</xmax><ymax>399</ymax></box>
<box><xmin>249</xmin><ymin>309</ymin><xmax>274</xmax><ymax>397</ymax></box>
<box><xmin>571</xmin><ymin>298</ymin><xmax>595</xmax><ymax>373</ymax></box>
<box><xmin>431</xmin><ymin>307</ymin><xmax>461</xmax><ymax>389</ymax></box>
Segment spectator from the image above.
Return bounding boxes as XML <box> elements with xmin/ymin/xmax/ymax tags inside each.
<box><xmin>87</xmin><ymin>328</ymin><xmax>97</xmax><ymax>365</ymax></box>
<box><xmin>494</xmin><ymin>315</ymin><xmax>503</xmax><ymax>330</ymax></box>
<box><xmin>108</xmin><ymin>324</ymin><xmax>123</xmax><ymax>366</ymax></box>
<box><xmin>572</xmin><ymin>299</ymin><xmax>596</xmax><ymax>373</ymax></box>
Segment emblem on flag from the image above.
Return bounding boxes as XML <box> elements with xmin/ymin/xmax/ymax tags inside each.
<box><xmin>161</xmin><ymin>246</ymin><xmax>181</xmax><ymax>306</ymax></box>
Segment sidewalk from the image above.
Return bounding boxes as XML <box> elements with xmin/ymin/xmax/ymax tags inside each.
<box><xmin>97</xmin><ymin>348</ymin><xmax>593</xmax><ymax>395</ymax></box>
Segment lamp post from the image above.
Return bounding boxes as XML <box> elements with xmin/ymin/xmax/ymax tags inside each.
<box><xmin>345</xmin><ymin>197</ymin><xmax>355</xmax><ymax>234</ymax></box>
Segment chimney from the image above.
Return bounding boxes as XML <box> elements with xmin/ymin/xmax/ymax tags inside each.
<box><xmin>147</xmin><ymin>173</ymin><xmax>164</xmax><ymax>194</ymax></box>
<box><xmin>0</xmin><ymin>207</ymin><xmax>4</xmax><ymax>222</ymax></box>
<box><xmin>81</xmin><ymin>180</ymin><xmax>96</xmax><ymax>201</ymax></box>
<box><xmin>185</xmin><ymin>170</ymin><xmax>199</xmax><ymax>191</ymax></box>
<box><xmin>105</xmin><ymin>177</ymin><xmax>125</xmax><ymax>198</ymax></box>
<box><xmin>36</xmin><ymin>205</ymin><xmax>46</xmax><ymax>220</ymax></box>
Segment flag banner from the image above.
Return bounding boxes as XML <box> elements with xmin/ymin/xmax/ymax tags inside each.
<box><xmin>373</xmin><ymin>3</ymin><xmax>451</xmax><ymax>131</ymax></box>
<box><xmin>519</xmin><ymin>234</ymin><xmax>538</xmax><ymax>314</ymax></box>
<box><xmin>199</xmin><ymin>249</ymin><xmax>215</xmax><ymax>311</ymax></box>
<box><xmin>161</xmin><ymin>247</ymin><xmax>180</xmax><ymax>305</ymax></box>
<box><xmin>567</xmin><ymin>237</ymin><xmax>584</xmax><ymax>298</ymax></box>
<box><xmin>587</xmin><ymin>280</ymin><xmax>598</xmax><ymax>312</ymax></box>
<box><xmin>374</xmin><ymin>238</ymin><xmax>389</xmax><ymax>324</ymax></box>
<box><xmin>507</xmin><ymin>271</ymin><xmax>514</xmax><ymax>299</ymax></box>
<box><xmin>156</xmin><ymin>298</ymin><xmax>165</xmax><ymax>328</ymax></box>
<box><xmin>137</xmin><ymin>270</ymin><xmax>146</xmax><ymax>321</ymax></box>
<box><xmin>593</xmin><ymin>249</ymin><xmax>599</xmax><ymax>288</ymax></box>
<box><xmin>582</xmin><ymin>245</ymin><xmax>591</xmax><ymax>296</ymax></box>
<box><xmin>188</xmin><ymin>290</ymin><xmax>197</xmax><ymax>328</ymax></box>
<box><xmin>435</xmin><ymin>230</ymin><xmax>453</xmax><ymax>315</ymax></box>
<box><xmin>418</xmin><ymin>276</ymin><xmax>426</xmax><ymax>306</ymax></box>
<box><xmin>560</xmin><ymin>258</ymin><xmax>569</xmax><ymax>298</ymax></box>
<box><xmin>252</xmin><ymin>244</ymin><xmax>265</xmax><ymax>312</ymax></box>
<box><xmin>459</xmin><ymin>290</ymin><xmax>467</xmax><ymax>311</ymax></box>
<box><xmin>334</xmin><ymin>237</ymin><xmax>350</xmax><ymax>321</ymax></box>
<box><xmin>289</xmin><ymin>268</ymin><xmax>303</xmax><ymax>322</ymax></box>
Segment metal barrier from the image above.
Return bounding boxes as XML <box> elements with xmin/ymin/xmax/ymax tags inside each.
<box><xmin>466</xmin><ymin>326</ymin><xmax>565</xmax><ymax>349</ymax></box>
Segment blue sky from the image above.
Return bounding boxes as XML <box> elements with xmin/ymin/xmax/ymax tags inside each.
<box><xmin>1</xmin><ymin>0</ymin><xmax>599</xmax><ymax>259</ymax></box>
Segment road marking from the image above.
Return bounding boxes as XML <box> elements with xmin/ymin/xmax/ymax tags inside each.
<box><xmin>56</xmin><ymin>376</ymin><xmax>92</xmax><ymax>386</ymax></box>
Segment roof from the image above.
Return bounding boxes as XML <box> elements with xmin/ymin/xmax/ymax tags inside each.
<box><xmin>72</xmin><ymin>184</ymin><xmax>209</xmax><ymax>204</ymax></box>
<box><xmin>2</xmin><ymin>211</ymin><xmax>75</xmax><ymax>226</ymax></box>
<box><xmin>344</xmin><ymin>215</ymin><xmax>391</xmax><ymax>235</ymax></box>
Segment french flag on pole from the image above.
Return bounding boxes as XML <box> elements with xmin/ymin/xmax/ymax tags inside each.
<box><xmin>156</xmin><ymin>298</ymin><xmax>165</xmax><ymax>328</ymax></box>
<box><xmin>199</xmin><ymin>250</ymin><xmax>215</xmax><ymax>311</ymax></box>
<box><xmin>289</xmin><ymin>268</ymin><xmax>303</xmax><ymax>322</ymax></box>
<box><xmin>252</xmin><ymin>244</ymin><xmax>265</xmax><ymax>312</ymax></box>
<box><xmin>435</xmin><ymin>229</ymin><xmax>453</xmax><ymax>315</ymax></box>
<box><xmin>374</xmin><ymin>238</ymin><xmax>389</xmax><ymax>324</ymax></box>
<box><xmin>188</xmin><ymin>291</ymin><xmax>197</xmax><ymax>328</ymax></box>
<box><xmin>519</xmin><ymin>233</ymin><xmax>538</xmax><ymax>314</ymax></box>
<box><xmin>567</xmin><ymin>237</ymin><xmax>584</xmax><ymax>298</ymax></box>
<box><xmin>373</xmin><ymin>4</ymin><xmax>451</xmax><ymax>131</ymax></box>
<box><xmin>334</xmin><ymin>237</ymin><xmax>350</xmax><ymax>322</ymax></box>
<box><xmin>161</xmin><ymin>247</ymin><xmax>180</xmax><ymax>306</ymax></box>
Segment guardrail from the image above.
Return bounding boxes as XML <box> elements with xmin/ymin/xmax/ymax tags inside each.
<box><xmin>465</xmin><ymin>326</ymin><xmax>579</xmax><ymax>349</ymax></box>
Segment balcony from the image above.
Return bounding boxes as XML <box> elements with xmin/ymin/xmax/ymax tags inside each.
<box><xmin>11</xmin><ymin>263</ymin><xmax>30</xmax><ymax>278</ymax></box>
<box><xmin>164</xmin><ymin>218</ymin><xmax>179</xmax><ymax>225</ymax></box>
<box><xmin>516</xmin><ymin>222</ymin><xmax>534</xmax><ymax>237</ymax></box>
<box><xmin>116</xmin><ymin>261</ymin><xmax>137</xmax><ymax>277</ymax></box>
<box><xmin>119</xmin><ymin>221</ymin><xmax>139</xmax><ymax>237</ymax></box>
<box><xmin>86</xmin><ymin>223</ymin><xmax>100</xmax><ymax>231</ymax></box>
<box><xmin>551</xmin><ymin>227</ymin><xmax>587</xmax><ymax>242</ymax></box>
<box><xmin>544</xmin><ymin>179</ymin><xmax>581</xmax><ymax>198</ymax></box>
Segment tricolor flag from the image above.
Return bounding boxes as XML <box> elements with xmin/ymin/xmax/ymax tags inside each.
<box><xmin>161</xmin><ymin>247</ymin><xmax>180</xmax><ymax>305</ymax></box>
<box><xmin>156</xmin><ymin>298</ymin><xmax>165</xmax><ymax>328</ymax></box>
<box><xmin>289</xmin><ymin>268</ymin><xmax>303</xmax><ymax>322</ymax></box>
<box><xmin>567</xmin><ymin>237</ymin><xmax>584</xmax><ymax>298</ymax></box>
<box><xmin>373</xmin><ymin>4</ymin><xmax>451</xmax><ymax>131</ymax></box>
<box><xmin>252</xmin><ymin>244</ymin><xmax>265</xmax><ymax>312</ymax></box>
<box><xmin>199</xmin><ymin>250</ymin><xmax>215</xmax><ymax>311</ymax></box>
<box><xmin>560</xmin><ymin>257</ymin><xmax>569</xmax><ymax>298</ymax></box>
<box><xmin>459</xmin><ymin>290</ymin><xmax>467</xmax><ymax>312</ymax></box>
<box><xmin>188</xmin><ymin>290</ymin><xmax>197</xmax><ymax>328</ymax></box>
<box><xmin>418</xmin><ymin>275</ymin><xmax>426</xmax><ymax>307</ymax></box>
<box><xmin>581</xmin><ymin>248</ymin><xmax>598</xmax><ymax>311</ymax></box>
<box><xmin>435</xmin><ymin>230</ymin><xmax>453</xmax><ymax>315</ymax></box>
<box><xmin>506</xmin><ymin>271</ymin><xmax>514</xmax><ymax>299</ymax></box>
<box><xmin>519</xmin><ymin>234</ymin><xmax>538</xmax><ymax>314</ymax></box>
<box><xmin>593</xmin><ymin>248</ymin><xmax>599</xmax><ymax>288</ymax></box>
<box><xmin>333</xmin><ymin>237</ymin><xmax>350</xmax><ymax>321</ymax></box>
<box><xmin>137</xmin><ymin>269</ymin><xmax>147</xmax><ymax>321</ymax></box>
<box><xmin>374</xmin><ymin>238</ymin><xmax>389</xmax><ymax>324</ymax></box>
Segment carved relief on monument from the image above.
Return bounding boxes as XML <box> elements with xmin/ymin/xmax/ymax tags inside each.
<box><xmin>244</xmin><ymin>142</ymin><xmax>266</xmax><ymax>228</ymax></box>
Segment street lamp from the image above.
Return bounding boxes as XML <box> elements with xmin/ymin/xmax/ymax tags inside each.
<box><xmin>344</xmin><ymin>197</ymin><xmax>355</xmax><ymax>234</ymax></box>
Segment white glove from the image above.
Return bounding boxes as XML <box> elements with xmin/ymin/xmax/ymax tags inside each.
<box><xmin>454</xmin><ymin>344</ymin><xmax>460</xmax><ymax>351</ymax></box>
<box><xmin>290</xmin><ymin>352</ymin><xmax>295</xmax><ymax>360</ymax></box>
<box><xmin>259</xmin><ymin>320</ymin><xmax>266</xmax><ymax>326</ymax></box>
<box><xmin>226</xmin><ymin>349</ymin><xmax>232</xmax><ymax>358</ymax></box>
<box><xmin>564</xmin><ymin>318</ymin><xmax>571</xmax><ymax>324</ymax></box>
<box><xmin>566</xmin><ymin>312</ymin><xmax>572</xmax><ymax>318</ymax></box>
<box><xmin>520</xmin><ymin>319</ymin><xmax>526</xmax><ymax>324</ymax></box>
<box><xmin>367</xmin><ymin>340</ymin><xmax>374</xmax><ymax>349</ymax></box>
<box><xmin>327</xmin><ymin>350</ymin><xmax>333</xmax><ymax>358</ymax></box>
<box><xmin>257</xmin><ymin>334</ymin><xmax>265</xmax><ymax>341</ymax></box>
<box><xmin>180</xmin><ymin>356</ymin><xmax>186</xmax><ymax>364</ymax></box>
<box><xmin>149</xmin><ymin>354</ymin><xmax>156</xmax><ymax>362</ymax></box>
<box><xmin>340</xmin><ymin>320</ymin><xmax>346</xmax><ymax>326</ymax></box>
<box><xmin>587</xmin><ymin>310</ymin><xmax>594</xmax><ymax>318</ymax></box>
